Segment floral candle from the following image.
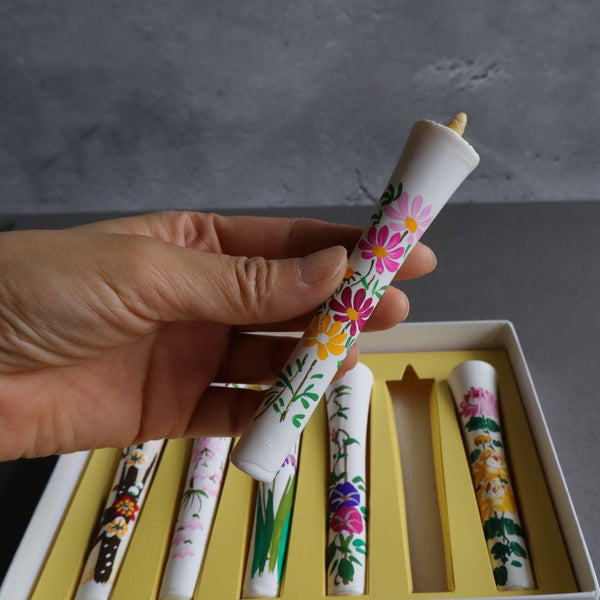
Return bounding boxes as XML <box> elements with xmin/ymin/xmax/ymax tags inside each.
<box><xmin>242</xmin><ymin>441</ymin><xmax>300</xmax><ymax>598</ymax></box>
<box><xmin>158</xmin><ymin>437</ymin><xmax>232</xmax><ymax>600</ymax></box>
<box><xmin>75</xmin><ymin>440</ymin><xmax>165</xmax><ymax>600</ymax></box>
<box><xmin>447</xmin><ymin>360</ymin><xmax>535</xmax><ymax>590</ymax></box>
<box><xmin>231</xmin><ymin>114</ymin><xmax>480</xmax><ymax>482</ymax></box>
<box><xmin>325</xmin><ymin>362</ymin><xmax>373</xmax><ymax>595</ymax></box>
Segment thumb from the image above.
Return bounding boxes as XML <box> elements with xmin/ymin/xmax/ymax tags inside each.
<box><xmin>137</xmin><ymin>242</ymin><xmax>348</xmax><ymax>325</ymax></box>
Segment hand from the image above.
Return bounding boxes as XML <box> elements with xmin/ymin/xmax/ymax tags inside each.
<box><xmin>0</xmin><ymin>211</ymin><xmax>436</xmax><ymax>460</ymax></box>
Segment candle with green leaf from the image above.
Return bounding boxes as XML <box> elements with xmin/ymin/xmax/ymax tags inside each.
<box><xmin>243</xmin><ymin>440</ymin><xmax>300</xmax><ymax>598</ymax></box>
<box><xmin>325</xmin><ymin>362</ymin><xmax>373</xmax><ymax>595</ymax></box>
<box><xmin>448</xmin><ymin>360</ymin><xmax>535</xmax><ymax>590</ymax></box>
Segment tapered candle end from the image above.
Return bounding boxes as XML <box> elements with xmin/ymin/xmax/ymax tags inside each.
<box><xmin>446</xmin><ymin>113</ymin><xmax>467</xmax><ymax>137</ymax></box>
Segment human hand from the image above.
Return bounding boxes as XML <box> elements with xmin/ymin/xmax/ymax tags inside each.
<box><xmin>0</xmin><ymin>211</ymin><xmax>436</xmax><ymax>460</ymax></box>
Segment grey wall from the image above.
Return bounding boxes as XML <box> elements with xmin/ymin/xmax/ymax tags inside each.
<box><xmin>1</xmin><ymin>1</ymin><xmax>599</xmax><ymax>215</ymax></box>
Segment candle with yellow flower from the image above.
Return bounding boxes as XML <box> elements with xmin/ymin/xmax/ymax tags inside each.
<box><xmin>447</xmin><ymin>360</ymin><xmax>535</xmax><ymax>590</ymax></box>
<box><xmin>75</xmin><ymin>440</ymin><xmax>165</xmax><ymax>600</ymax></box>
<box><xmin>231</xmin><ymin>114</ymin><xmax>479</xmax><ymax>483</ymax></box>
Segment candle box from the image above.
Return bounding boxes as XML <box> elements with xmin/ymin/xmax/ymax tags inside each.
<box><xmin>1</xmin><ymin>321</ymin><xmax>598</xmax><ymax>600</ymax></box>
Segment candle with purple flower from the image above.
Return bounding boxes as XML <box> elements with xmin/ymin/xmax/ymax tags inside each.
<box><xmin>231</xmin><ymin>114</ymin><xmax>480</xmax><ymax>482</ymax></box>
<box><xmin>325</xmin><ymin>363</ymin><xmax>373</xmax><ymax>595</ymax></box>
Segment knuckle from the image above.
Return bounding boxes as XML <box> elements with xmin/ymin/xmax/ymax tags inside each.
<box><xmin>232</xmin><ymin>255</ymin><xmax>277</xmax><ymax>320</ymax></box>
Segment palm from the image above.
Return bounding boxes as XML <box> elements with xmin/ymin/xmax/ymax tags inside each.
<box><xmin>4</xmin><ymin>320</ymin><xmax>232</xmax><ymax>455</ymax></box>
<box><xmin>0</xmin><ymin>211</ymin><xmax>436</xmax><ymax>460</ymax></box>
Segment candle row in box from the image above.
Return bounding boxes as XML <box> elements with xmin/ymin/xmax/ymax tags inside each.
<box><xmin>21</xmin><ymin>349</ymin><xmax>581</xmax><ymax>600</ymax></box>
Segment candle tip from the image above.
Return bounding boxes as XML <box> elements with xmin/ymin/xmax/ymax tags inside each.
<box><xmin>446</xmin><ymin>113</ymin><xmax>467</xmax><ymax>136</ymax></box>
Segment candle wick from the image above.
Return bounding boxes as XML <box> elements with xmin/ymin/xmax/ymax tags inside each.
<box><xmin>446</xmin><ymin>112</ymin><xmax>467</xmax><ymax>137</ymax></box>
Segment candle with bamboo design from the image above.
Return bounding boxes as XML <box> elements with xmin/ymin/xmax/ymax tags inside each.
<box><xmin>74</xmin><ymin>440</ymin><xmax>165</xmax><ymax>600</ymax></box>
<box><xmin>231</xmin><ymin>114</ymin><xmax>480</xmax><ymax>482</ymax></box>
<box><xmin>325</xmin><ymin>362</ymin><xmax>373</xmax><ymax>595</ymax></box>
<box><xmin>447</xmin><ymin>360</ymin><xmax>535</xmax><ymax>590</ymax></box>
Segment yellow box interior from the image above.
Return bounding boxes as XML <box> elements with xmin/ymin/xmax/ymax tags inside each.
<box><xmin>29</xmin><ymin>349</ymin><xmax>577</xmax><ymax>599</ymax></box>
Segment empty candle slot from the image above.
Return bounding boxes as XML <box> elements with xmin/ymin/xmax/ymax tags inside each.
<box><xmin>387</xmin><ymin>366</ymin><xmax>452</xmax><ymax>593</ymax></box>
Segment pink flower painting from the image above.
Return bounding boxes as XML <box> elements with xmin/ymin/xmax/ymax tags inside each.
<box><xmin>459</xmin><ymin>386</ymin><xmax>498</xmax><ymax>419</ymax></box>
<box><xmin>330</xmin><ymin>505</ymin><xmax>364</xmax><ymax>534</ymax></box>
<box><xmin>383</xmin><ymin>192</ymin><xmax>433</xmax><ymax>245</ymax></box>
<box><xmin>358</xmin><ymin>225</ymin><xmax>405</xmax><ymax>275</ymax></box>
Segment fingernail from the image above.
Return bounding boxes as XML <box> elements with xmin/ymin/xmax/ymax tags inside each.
<box><xmin>299</xmin><ymin>246</ymin><xmax>347</xmax><ymax>285</ymax></box>
<box><xmin>426</xmin><ymin>246</ymin><xmax>438</xmax><ymax>271</ymax></box>
<box><xmin>397</xmin><ymin>289</ymin><xmax>410</xmax><ymax>322</ymax></box>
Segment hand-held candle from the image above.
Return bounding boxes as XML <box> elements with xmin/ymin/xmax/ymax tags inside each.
<box><xmin>231</xmin><ymin>115</ymin><xmax>480</xmax><ymax>482</ymax></box>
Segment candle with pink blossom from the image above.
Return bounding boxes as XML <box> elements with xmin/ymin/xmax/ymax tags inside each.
<box><xmin>159</xmin><ymin>437</ymin><xmax>232</xmax><ymax>600</ymax></box>
<box><xmin>447</xmin><ymin>360</ymin><xmax>535</xmax><ymax>590</ymax></box>
<box><xmin>231</xmin><ymin>114</ymin><xmax>480</xmax><ymax>483</ymax></box>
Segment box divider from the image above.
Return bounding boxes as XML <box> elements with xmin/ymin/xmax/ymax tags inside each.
<box><xmin>29</xmin><ymin>447</ymin><xmax>121</xmax><ymax>600</ymax></box>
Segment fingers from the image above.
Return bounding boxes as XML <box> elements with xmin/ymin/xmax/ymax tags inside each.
<box><xmin>395</xmin><ymin>242</ymin><xmax>437</xmax><ymax>281</ymax></box>
<box><xmin>125</xmin><ymin>239</ymin><xmax>349</xmax><ymax>326</ymax></box>
<box><xmin>237</xmin><ymin>285</ymin><xmax>410</xmax><ymax>334</ymax></box>
<box><xmin>184</xmin><ymin>386</ymin><xmax>264</xmax><ymax>438</ymax></box>
<box><xmin>214</xmin><ymin>333</ymin><xmax>359</xmax><ymax>384</ymax></box>
<box><xmin>76</xmin><ymin>211</ymin><xmax>437</xmax><ymax>282</ymax></box>
<box><xmin>183</xmin><ymin>349</ymin><xmax>359</xmax><ymax>439</ymax></box>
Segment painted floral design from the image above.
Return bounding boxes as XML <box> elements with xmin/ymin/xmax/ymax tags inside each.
<box><xmin>383</xmin><ymin>191</ymin><xmax>433</xmax><ymax>244</ymax></box>
<box><xmin>459</xmin><ymin>386</ymin><xmax>499</xmax><ymax>419</ymax></box>
<box><xmin>358</xmin><ymin>224</ymin><xmax>405</xmax><ymax>275</ymax></box>
<box><xmin>125</xmin><ymin>449</ymin><xmax>146</xmax><ymax>467</ymax></box>
<box><xmin>329</xmin><ymin>287</ymin><xmax>374</xmax><ymax>336</ymax></box>
<box><xmin>303</xmin><ymin>314</ymin><xmax>348</xmax><ymax>361</ymax></box>
<box><xmin>258</xmin><ymin>182</ymin><xmax>432</xmax><ymax>430</ymax></box>
<box><xmin>169</xmin><ymin>437</ymin><xmax>230</xmax><ymax>558</ymax></box>
<box><xmin>159</xmin><ymin>437</ymin><xmax>232</xmax><ymax>600</ymax></box>
<box><xmin>329</xmin><ymin>481</ymin><xmax>361</xmax><ymax>512</ymax></box>
<box><xmin>458</xmin><ymin>386</ymin><xmax>532</xmax><ymax>588</ymax></box>
<box><xmin>77</xmin><ymin>441</ymin><xmax>163</xmax><ymax>590</ymax></box>
<box><xmin>106</xmin><ymin>516</ymin><xmax>129</xmax><ymax>538</ymax></box>
<box><xmin>330</xmin><ymin>505</ymin><xmax>364</xmax><ymax>534</ymax></box>
<box><xmin>325</xmin><ymin>380</ymin><xmax>369</xmax><ymax>591</ymax></box>
<box><xmin>114</xmin><ymin>495</ymin><xmax>139</xmax><ymax>520</ymax></box>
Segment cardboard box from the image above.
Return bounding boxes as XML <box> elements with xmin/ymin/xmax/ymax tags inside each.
<box><xmin>1</xmin><ymin>321</ymin><xmax>598</xmax><ymax>600</ymax></box>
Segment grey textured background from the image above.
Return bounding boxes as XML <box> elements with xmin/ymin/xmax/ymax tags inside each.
<box><xmin>1</xmin><ymin>1</ymin><xmax>599</xmax><ymax>215</ymax></box>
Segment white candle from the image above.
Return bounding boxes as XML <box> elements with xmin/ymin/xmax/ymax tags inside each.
<box><xmin>159</xmin><ymin>437</ymin><xmax>232</xmax><ymax>600</ymax></box>
<box><xmin>231</xmin><ymin>116</ymin><xmax>480</xmax><ymax>482</ymax></box>
<box><xmin>447</xmin><ymin>360</ymin><xmax>535</xmax><ymax>590</ymax></box>
<box><xmin>242</xmin><ymin>441</ymin><xmax>300</xmax><ymax>598</ymax></box>
<box><xmin>75</xmin><ymin>440</ymin><xmax>165</xmax><ymax>600</ymax></box>
<box><xmin>325</xmin><ymin>362</ymin><xmax>373</xmax><ymax>595</ymax></box>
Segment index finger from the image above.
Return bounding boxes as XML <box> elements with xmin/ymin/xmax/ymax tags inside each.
<box><xmin>76</xmin><ymin>211</ymin><xmax>436</xmax><ymax>281</ymax></box>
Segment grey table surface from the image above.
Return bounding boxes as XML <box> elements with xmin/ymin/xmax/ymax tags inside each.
<box><xmin>1</xmin><ymin>201</ymin><xmax>599</xmax><ymax>586</ymax></box>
